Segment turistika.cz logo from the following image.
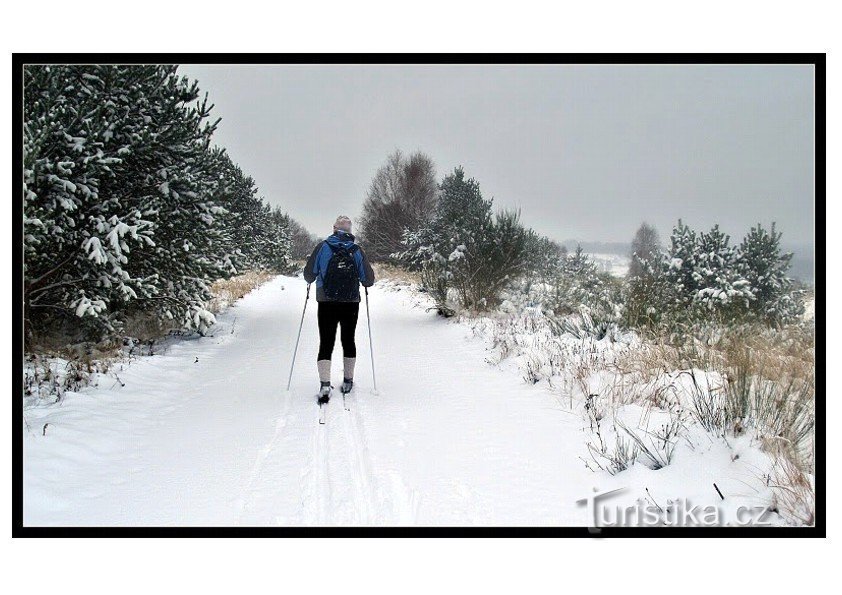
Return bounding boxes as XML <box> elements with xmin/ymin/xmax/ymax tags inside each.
<box><xmin>577</xmin><ymin>487</ymin><xmax>774</xmax><ymax>531</ymax></box>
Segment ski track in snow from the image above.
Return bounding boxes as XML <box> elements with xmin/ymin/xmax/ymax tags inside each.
<box><xmin>24</xmin><ymin>275</ymin><xmax>602</xmax><ymax>526</ymax></box>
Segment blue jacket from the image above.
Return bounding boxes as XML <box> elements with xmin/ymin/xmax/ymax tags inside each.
<box><xmin>303</xmin><ymin>231</ymin><xmax>375</xmax><ymax>302</ymax></box>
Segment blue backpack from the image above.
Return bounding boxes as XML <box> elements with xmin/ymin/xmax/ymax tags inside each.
<box><xmin>323</xmin><ymin>243</ymin><xmax>360</xmax><ymax>301</ymax></box>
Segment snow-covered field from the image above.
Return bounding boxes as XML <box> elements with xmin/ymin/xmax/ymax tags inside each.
<box><xmin>589</xmin><ymin>252</ymin><xmax>630</xmax><ymax>277</ymax></box>
<box><xmin>23</xmin><ymin>275</ymin><xmax>801</xmax><ymax>527</ymax></box>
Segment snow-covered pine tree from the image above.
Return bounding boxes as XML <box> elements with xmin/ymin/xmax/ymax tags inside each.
<box><xmin>551</xmin><ymin>246</ymin><xmax>617</xmax><ymax>318</ymax></box>
<box><xmin>660</xmin><ymin>219</ymin><xmax>699</xmax><ymax>312</ymax></box>
<box><xmin>24</xmin><ymin>65</ymin><xmax>167</xmax><ymax>339</ymax></box>
<box><xmin>213</xmin><ymin>152</ymin><xmax>266</xmax><ymax>271</ymax></box>
<box><xmin>691</xmin><ymin>225</ymin><xmax>753</xmax><ymax>317</ymax></box>
<box><xmin>23</xmin><ymin>64</ymin><xmax>290</xmax><ymax>345</ymax></box>
<box><xmin>738</xmin><ymin>223</ymin><xmax>801</xmax><ymax>323</ymax></box>
<box><xmin>466</xmin><ymin>208</ymin><xmax>531</xmax><ymax>310</ymax></box>
<box><xmin>395</xmin><ymin>167</ymin><xmax>531</xmax><ymax>313</ymax></box>
<box><xmin>639</xmin><ymin>220</ymin><xmax>753</xmax><ymax>325</ymax></box>
<box><xmin>113</xmin><ymin>68</ymin><xmax>231</xmax><ymax>335</ymax></box>
<box><xmin>394</xmin><ymin>167</ymin><xmax>493</xmax><ymax>313</ymax></box>
<box><xmin>260</xmin><ymin>205</ymin><xmax>293</xmax><ymax>272</ymax></box>
<box><xmin>523</xmin><ymin>234</ymin><xmax>566</xmax><ymax>288</ymax></box>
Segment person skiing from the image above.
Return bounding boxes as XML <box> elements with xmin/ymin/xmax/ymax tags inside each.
<box><xmin>303</xmin><ymin>215</ymin><xmax>375</xmax><ymax>404</ymax></box>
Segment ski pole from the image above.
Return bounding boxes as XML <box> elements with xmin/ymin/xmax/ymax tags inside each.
<box><xmin>365</xmin><ymin>286</ymin><xmax>377</xmax><ymax>394</ymax></box>
<box><xmin>286</xmin><ymin>283</ymin><xmax>310</xmax><ymax>392</ymax></box>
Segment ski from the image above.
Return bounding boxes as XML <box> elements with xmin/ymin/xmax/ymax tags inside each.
<box><xmin>318</xmin><ymin>391</ymin><xmax>330</xmax><ymax>425</ymax></box>
<box><xmin>340</xmin><ymin>380</ymin><xmax>353</xmax><ymax>411</ymax></box>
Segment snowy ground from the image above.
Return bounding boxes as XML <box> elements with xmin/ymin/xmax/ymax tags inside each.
<box><xmin>24</xmin><ymin>275</ymin><xmax>787</xmax><ymax>527</ymax></box>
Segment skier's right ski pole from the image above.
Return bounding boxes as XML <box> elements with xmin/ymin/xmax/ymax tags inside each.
<box><xmin>365</xmin><ymin>286</ymin><xmax>377</xmax><ymax>394</ymax></box>
<box><xmin>286</xmin><ymin>283</ymin><xmax>310</xmax><ymax>392</ymax></box>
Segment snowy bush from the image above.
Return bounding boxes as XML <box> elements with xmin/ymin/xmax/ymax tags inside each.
<box><xmin>547</xmin><ymin>246</ymin><xmax>622</xmax><ymax>322</ymax></box>
<box><xmin>395</xmin><ymin>167</ymin><xmax>532</xmax><ymax>314</ymax></box>
<box><xmin>23</xmin><ymin>65</ymin><xmax>292</xmax><ymax>346</ymax></box>
<box><xmin>626</xmin><ymin>220</ymin><xmax>803</xmax><ymax>328</ymax></box>
<box><xmin>23</xmin><ymin>353</ymin><xmax>111</xmax><ymax>405</ymax></box>
<box><xmin>492</xmin><ymin>244</ymin><xmax>623</xmax><ymax>340</ymax></box>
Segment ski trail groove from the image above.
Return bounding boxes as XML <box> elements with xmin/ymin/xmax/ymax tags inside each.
<box><xmin>234</xmin><ymin>388</ymin><xmax>292</xmax><ymax>522</ymax></box>
<box><xmin>315</xmin><ymin>403</ymin><xmax>331</xmax><ymax>524</ymax></box>
<box><xmin>341</xmin><ymin>393</ymin><xmax>377</xmax><ymax>524</ymax></box>
<box><xmin>312</xmin><ymin>407</ymin><xmax>323</xmax><ymax>524</ymax></box>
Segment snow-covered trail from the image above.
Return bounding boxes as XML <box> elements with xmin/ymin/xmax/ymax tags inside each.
<box><xmin>24</xmin><ymin>275</ymin><xmax>594</xmax><ymax>526</ymax></box>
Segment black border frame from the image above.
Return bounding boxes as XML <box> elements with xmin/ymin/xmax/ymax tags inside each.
<box><xmin>12</xmin><ymin>53</ymin><xmax>825</xmax><ymax>538</ymax></box>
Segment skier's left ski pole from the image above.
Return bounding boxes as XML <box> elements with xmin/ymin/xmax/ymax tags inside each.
<box><xmin>365</xmin><ymin>286</ymin><xmax>378</xmax><ymax>394</ymax></box>
<box><xmin>286</xmin><ymin>283</ymin><xmax>310</xmax><ymax>392</ymax></box>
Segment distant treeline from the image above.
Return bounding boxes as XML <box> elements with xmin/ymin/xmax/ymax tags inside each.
<box><xmin>561</xmin><ymin>241</ymin><xmax>814</xmax><ymax>284</ymax></box>
<box><xmin>358</xmin><ymin>149</ymin><xmax>809</xmax><ymax>325</ymax></box>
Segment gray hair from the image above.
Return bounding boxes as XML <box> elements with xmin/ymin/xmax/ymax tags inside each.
<box><xmin>333</xmin><ymin>215</ymin><xmax>352</xmax><ymax>232</ymax></box>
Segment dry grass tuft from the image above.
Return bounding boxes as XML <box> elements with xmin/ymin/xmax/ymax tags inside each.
<box><xmin>209</xmin><ymin>270</ymin><xmax>276</xmax><ymax>314</ymax></box>
<box><xmin>769</xmin><ymin>457</ymin><xmax>815</xmax><ymax>526</ymax></box>
<box><xmin>120</xmin><ymin>312</ymin><xmax>170</xmax><ymax>343</ymax></box>
<box><xmin>372</xmin><ymin>263</ymin><xmax>421</xmax><ymax>286</ymax></box>
<box><xmin>612</xmin><ymin>322</ymin><xmax>814</xmax><ymax>387</ymax></box>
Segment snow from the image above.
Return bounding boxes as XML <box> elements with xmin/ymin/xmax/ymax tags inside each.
<box><xmin>589</xmin><ymin>252</ymin><xmax>630</xmax><ymax>277</ymax></box>
<box><xmin>83</xmin><ymin>236</ymin><xmax>107</xmax><ymax>264</ymax></box>
<box><xmin>24</xmin><ymin>275</ymin><xmax>786</xmax><ymax>527</ymax></box>
<box><xmin>73</xmin><ymin>295</ymin><xmax>106</xmax><ymax>318</ymax></box>
<box><xmin>803</xmin><ymin>298</ymin><xmax>815</xmax><ymax>322</ymax></box>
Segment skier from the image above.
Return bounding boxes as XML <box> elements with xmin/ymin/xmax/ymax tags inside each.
<box><xmin>303</xmin><ymin>215</ymin><xmax>375</xmax><ymax>404</ymax></box>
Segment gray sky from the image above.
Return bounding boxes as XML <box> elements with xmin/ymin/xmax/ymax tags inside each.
<box><xmin>179</xmin><ymin>64</ymin><xmax>815</xmax><ymax>246</ymax></box>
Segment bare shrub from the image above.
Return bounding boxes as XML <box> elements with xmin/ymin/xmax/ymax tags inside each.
<box><xmin>628</xmin><ymin>222</ymin><xmax>661</xmax><ymax>279</ymax></box>
<box><xmin>24</xmin><ymin>353</ymin><xmax>111</xmax><ymax>404</ymax></box>
<box><xmin>359</xmin><ymin>150</ymin><xmax>438</xmax><ymax>262</ymax></box>
<box><xmin>615</xmin><ymin>417</ymin><xmax>681</xmax><ymax>471</ymax></box>
<box><xmin>278</xmin><ymin>214</ymin><xmax>320</xmax><ymax>260</ymax></box>
<box><xmin>584</xmin><ymin>417</ymin><xmax>640</xmax><ymax>476</ymax></box>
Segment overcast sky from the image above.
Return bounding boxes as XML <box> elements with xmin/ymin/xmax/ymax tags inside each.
<box><xmin>179</xmin><ymin>64</ymin><xmax>815</xmax><ymax>246</ymax></box>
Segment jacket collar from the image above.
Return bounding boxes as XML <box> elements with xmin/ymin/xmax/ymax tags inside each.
<box><xmin>326</xmin><ymin>230</ymin><xmax>356</xmax><ymax>248</ymax></box>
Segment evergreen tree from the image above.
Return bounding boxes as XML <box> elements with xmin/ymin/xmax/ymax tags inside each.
<box><xmin>23</xmin><ymin>65</ymin><xmax>292</xmax><ymax>345</ymax></box>
<box><xmin>691</xmin><ymin>225</ymin><xmax>753</xmax><ymax>314</ymax></box>
<box><xmin>551</xmin><ymin>246</ymin><xmax>615</xmax><ymax>317</ymax></box>
<box><xmin>276</xmin><ymin>212</ymin><xmax>319</xmax><ymax>260</ymax></box>
<box><xmin>738</xmin><ymin>223</ymin><xmax>801</xmax><ymax>322</ymax></box>
<box><xmin>662</xmin><ymin>220</ymin><xmax>699</xmax><ymax>309</ymax></box>
<box><xmin>396</xmin><ymin>167</ymin><xmax>531</xmax><ymax>313</ymax></box>
<box><xmin>626</xmin><ymin>220</ymin><xmax>801</xmax><ymax>328</ymax></box>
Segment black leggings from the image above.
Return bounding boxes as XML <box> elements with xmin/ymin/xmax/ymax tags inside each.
<box><xmin>317</xmin><ymin>302</ymin><xmax>359</xmax><ymax>360</ymax></box>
